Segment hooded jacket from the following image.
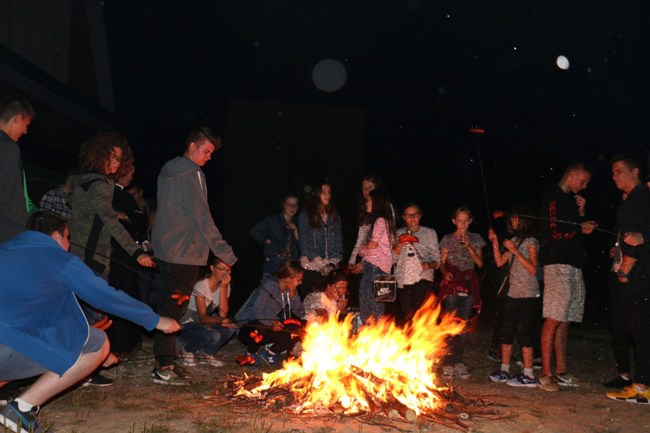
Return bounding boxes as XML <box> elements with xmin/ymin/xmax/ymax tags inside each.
<box><xmin>152</xmin><ymin>156</ymin><xmax>237</xmax><ymax>266</ymax></box>
<box><xmin>0</xmin><ymin>231</ymin><xmax>160</xmax><ymax>376</ymax></box>
<box><xmin>235</xmin><ymin>273</ymin><xmax>305</xmax><ymax>326</ymax></box>
<box><xmin>68</xmin><ymin>173</ymin><xmax>144</xmax><ymax>278</ymax></box>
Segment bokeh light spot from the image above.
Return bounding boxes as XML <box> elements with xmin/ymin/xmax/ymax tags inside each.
<box><xmin>312</xmin><ymin>59</ymin><xmax>347</xmax><ymax>92</ymax></box>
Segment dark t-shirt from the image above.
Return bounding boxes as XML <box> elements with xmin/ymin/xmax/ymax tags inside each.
<box><xmin>539</xmin><ymin>184</ymin><xmax>586</xmax><ymax>268</ymax></box>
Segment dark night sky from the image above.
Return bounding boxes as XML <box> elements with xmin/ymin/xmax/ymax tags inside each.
<box><xmin>96</xmin><ymin>1</ymin><xmax>650</xmax><ymax>298</ymax></box>
<box><xmin>103</xmin><ymin>1</ymin><xmax>649</xmax><ymax>210</ymax></box>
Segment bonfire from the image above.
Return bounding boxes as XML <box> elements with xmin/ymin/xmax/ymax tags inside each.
<box><xmin>235</xmin><ymin>296</ymin><xmax>467</xmax><ymax>417</ymax></box>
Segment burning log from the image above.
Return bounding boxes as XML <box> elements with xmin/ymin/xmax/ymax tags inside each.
<box><xmin>386</xmin><ymin>403</ymin><xmax>417</xmax><ymax>422</ymax></box>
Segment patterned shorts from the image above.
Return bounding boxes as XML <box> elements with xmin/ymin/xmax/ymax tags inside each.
<box><xmin>543</xmin><ymin>264</ymin><xmax>586</xmax><ymax>323</ymax></box>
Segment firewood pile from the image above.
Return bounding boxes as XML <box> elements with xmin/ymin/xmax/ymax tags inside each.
<box><xmin>204</xmin><ymin>373</ymin><xmax>514</xmax><ymax>432</ymax></box>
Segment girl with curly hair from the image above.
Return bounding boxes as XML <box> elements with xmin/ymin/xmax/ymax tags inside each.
<box><xmin>69</xmin><ymin>132</ymin><xmax>154</xmax><ymax>278</ymax></box>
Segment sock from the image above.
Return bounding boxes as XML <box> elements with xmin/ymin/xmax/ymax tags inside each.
<box><xmin>15</xmin><ymin>398</ymin><xmax>34</xmax><ymax>412</ymax></box>
<box><xmin>635</xmin><ymin>384</ymin><xmax>648</xmax><ymax>393</ymax></box>
<box><xmin>620</xmin><ymin>373</ymin><xmax>630</xmax><ymax>380</ymax></box>
<box><xmin>524</xmin><ymin>368</ymin><xmax>534</xmax><ymax>378</ymax></box>
<box><xmin>500</xmin><ymin>364</ymin><xmax>510</xmax><ymax>373</ymax></box>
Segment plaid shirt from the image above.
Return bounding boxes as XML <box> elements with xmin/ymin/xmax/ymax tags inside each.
<box><xmin>39</xmin><ymin>184</ymin><xmax>71</xmax><ymax>221</ymax></box>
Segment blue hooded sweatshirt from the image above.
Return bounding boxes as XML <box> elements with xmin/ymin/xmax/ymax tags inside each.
<box><xmin>0</xmin><ymin>231</ymin><xmax>160</xmax><ymax>376</ymax></box>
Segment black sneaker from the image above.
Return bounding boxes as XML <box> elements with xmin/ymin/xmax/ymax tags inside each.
<box><xmin>603</xmin><ymin>375</ymin><xmax>633</xmax><ymax>389</ymax></box>
<box><xmin>82</xmin><ymin>372</ymin><xmax>114</xmax><ymax>387</ymax></box>
<box><xmin>0</xmin><ymin>400</ymin><xmax>43</xmax><ymax>433</ymax></box>
<box><xmin>151</xmin><ymin>365</ymin><xmax>191</xmax><ymax>386</ymax></box>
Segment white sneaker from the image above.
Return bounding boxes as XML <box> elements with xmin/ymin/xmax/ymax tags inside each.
<box><xmin>555</xmin><ymin>372</ymin><xmax>579</xmax><ymax>387</ymax></box>
<box><xmin>178</xmin><ymin>350</ymin><xmax>197</xmax><ymax>367</ymax></box>
<box><xmin>198</xmin><ymin>353</ymin><xmax>224</xmax><ymax>367</ymax></box>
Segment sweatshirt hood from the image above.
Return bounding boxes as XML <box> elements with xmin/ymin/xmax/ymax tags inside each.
<box><xmin>69</xmin><ymin>173</ymin><xmax>107</xmax><ymax>188</ymax></box>
<box><xmin>159</xmin><ymin>156</ymin><xmax>201</xmax><ymax>181</ymax></box>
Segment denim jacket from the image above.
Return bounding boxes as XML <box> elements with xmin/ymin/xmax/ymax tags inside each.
<box><xmin>298</xmin><ymin>210</ymin><xmax>343</xmax><ymax>262</ymax></box>
<box><xmin>249</xmin><ymin>214</ymin><xmax>300</xmax><ymax>261</ymax></box>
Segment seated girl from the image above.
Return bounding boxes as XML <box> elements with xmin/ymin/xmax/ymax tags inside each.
<box><xmin>235</xmin><ymin>260</ymin><xmax>306</xmax><ymax>367</ymax></box>
<box><xmin>177</xmin><ymin>255</ymin><xmax>236</xmax><ymax>367</ymax></box>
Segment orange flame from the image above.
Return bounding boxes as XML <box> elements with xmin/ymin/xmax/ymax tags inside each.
<box><xmin>237</xmin><ymin>295</ymin><xmax>465</xmax><ymax>414</ymax></box>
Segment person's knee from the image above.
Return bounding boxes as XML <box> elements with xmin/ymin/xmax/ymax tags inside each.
<box><xmin>86</xmin><ymin>338</ymin><xmax>110</xmax><ymax>364</ymax></box>
<box><xmin>543</xmin><ymin>318</ymin><xmax>560</xmax><ymax>330</ymax></box>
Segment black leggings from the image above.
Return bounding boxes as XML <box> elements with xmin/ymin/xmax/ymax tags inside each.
<box><xmin>500</xmin><ymin>296</ymin><xmax>539</xmax><ymax>348</ymax></box>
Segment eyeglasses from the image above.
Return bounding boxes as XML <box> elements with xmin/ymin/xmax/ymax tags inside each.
<box><xmin>215</xmin><ymin>266</ymin><xmax>231</xmax><ymax>274</ymax></box>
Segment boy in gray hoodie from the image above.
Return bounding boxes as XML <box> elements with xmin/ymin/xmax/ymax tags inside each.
<box><xmin>151</xmin><ymin>126</ymin><xmax>237</xmax><ymax>385</ymax></box>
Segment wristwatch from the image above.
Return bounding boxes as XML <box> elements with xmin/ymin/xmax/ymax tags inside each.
<box><xmin>617</xmin><ymin>270</ymin><xmax>629</xmax><ymax>279</ymax></box>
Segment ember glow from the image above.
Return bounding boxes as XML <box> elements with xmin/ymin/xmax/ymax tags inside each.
<box><xmin>236</xmin><ymin>296</ymin><xmax>465</xmax><ymax>415</ymax></box>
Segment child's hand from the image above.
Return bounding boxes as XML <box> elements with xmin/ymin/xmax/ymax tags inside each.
<box><xmin>503</xmin><ymin>239</ymin><xmax>517</xmax><ymax>253</ymax></box>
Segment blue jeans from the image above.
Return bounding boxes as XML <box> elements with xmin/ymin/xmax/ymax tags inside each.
<box><xmin>359</xmin><ymin>262</ymin><xmax>386</xmax><ymax>324</ymax></box>
<box><xmin>442</xmin><ymin>294</ymin><xmax>473</xmax><ymax>365</ymax></box>
<box><xmin>178</xmin><ymin>322</ymin><xmax>235</xmax><ymax>355</ymax></box>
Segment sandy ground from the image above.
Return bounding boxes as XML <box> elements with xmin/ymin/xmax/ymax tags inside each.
<box><xmin>23</xmin><ymin>314</ymin><xmax>648</xmax><ymax>433</ymax></box>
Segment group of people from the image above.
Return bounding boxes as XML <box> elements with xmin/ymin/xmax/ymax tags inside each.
<box><xmin>1</xmin><ymin>94</ymin><xmax>649</xmax><ymax>432</ymax></box>
<box><xmin>486</xmin><ymin>157</ymin><xmax>650</xmax><ymax>407</ymax></box>
<box><xmin>0</xmin><ymin>96</ymin><xmax>237</xmax><ymax>431</ymax></box>
<box><xmin>236</xmin><ymin>154</ymin><xmax>650</xmax><ymax>407</ymax></box>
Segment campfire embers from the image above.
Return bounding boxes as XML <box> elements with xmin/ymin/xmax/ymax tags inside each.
<box><xmin>231</xmin><ymin>296</ymin><xmax>499</xmax><ymax>428</ymax></box>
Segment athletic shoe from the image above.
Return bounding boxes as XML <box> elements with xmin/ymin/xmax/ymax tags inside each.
<box><xmin>198</xmin><ymin>353</ymin><xmax>224</xmax><ymax>367</ymax></box>
<box><xmin>454</xmin><ymin>363</ymin><xmax>471</xmax><ymax>380</ymax></box>
<box><xmin>172</xmin><ymin>361</ymin><xmax>193</xmax><ymax>379</ymax></box>
<box><xmin>82</xmin><ymin>372</ymin><xmax>114</xmax><ymax>387</ymax></box>
<box><xmin>538</xmin><ymin>375</ymin><xmax>560</xmax><ymax>392</ymax></box>
<box><xmin>441</xmin><ymin>365</ymin><xmax>455</xmax><ymax>380</ymax></box>
<box><xmin>506</xmin><ymin>374</ymin><xmax>538</xmax><ymax>388</ymax></box>
<box><xmin>0</xmin><ymin>400</ymin><xmax>43</xmax><ymax>433</ymax></box>
<box><xmin>258</xmin><ymin>347</ymin><xmax>277</xmax><ymax>366</ymax></box>
<box><xmin>178</xmin><ymin>350</ymin><xmax>197</xmax><ymax>367</ymax></box>
<box><xmin>603</xmin><ymin>375</ymin><xmax>633</xmax><ymax>389</ymax></box>
<box><xmin>489</xmin><ymin>369</ymin><xmax>510</xmax><ymax>383</ymax></box>
<box><xmin>151</xmin><ymin>365</ymin><xmax>191</xmax><ymax>386</ymax></box>
<box><xmin>606</xmin><ymin>385</ymin><xmax>650</xmax><ymax>404</ymax></box>
<box><xmin>516</xmin><ymin>359</ymin><xmax>542</xmax><ymax>370</ymax></box>
<box><xmin>555</xmin><ymin>372</ymin><xmax>579</xmax><ymax>387</ymax></box>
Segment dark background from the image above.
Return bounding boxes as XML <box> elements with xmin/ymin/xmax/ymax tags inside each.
<box><xmin>17</xmin><ymin>1</ymin><xmax>650</xmax><ymax>312</ymax></box>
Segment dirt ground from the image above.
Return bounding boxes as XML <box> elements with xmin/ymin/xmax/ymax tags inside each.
<box><xmin>22</xmin><ymin>312</ymin><xmax>648</xmax><ymax>433</ymax></box>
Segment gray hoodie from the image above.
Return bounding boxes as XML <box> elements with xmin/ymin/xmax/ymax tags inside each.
<box><xmin>152</xmin><ymin>156</ymin><xmax>237</xmax><ymax>266</ymax></box>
